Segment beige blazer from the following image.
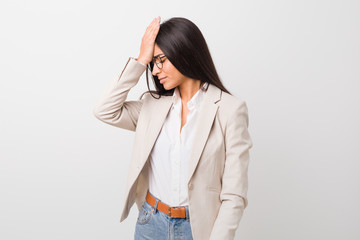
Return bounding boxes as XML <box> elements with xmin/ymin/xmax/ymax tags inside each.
<box><xmin>93</xmin><ymin>57</ymin><xmax>253</xmax><ymax>240</ymax></box>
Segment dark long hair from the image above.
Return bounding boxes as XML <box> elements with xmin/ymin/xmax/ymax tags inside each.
<box><xmin>141</xmin><ymin>17</ymin><xmax>231</xmax><ymax>99</ymax></box>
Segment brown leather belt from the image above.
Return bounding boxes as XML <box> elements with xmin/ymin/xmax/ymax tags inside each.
<box><xmin>146</xmin><ymin>191</ymin><xmax>188</xmax><ymax>219</ymax></box>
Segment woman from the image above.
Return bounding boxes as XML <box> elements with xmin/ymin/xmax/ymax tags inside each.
<box><xmin>93</xmin><ymin>16</ymin><xmax>253</xmax><ymax>240</ymax></box>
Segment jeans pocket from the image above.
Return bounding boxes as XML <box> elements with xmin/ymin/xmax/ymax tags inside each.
<box><xmin>136</xmin><ymin>205</ymin><xmax>152</xmax><ymax>225</ymax></box>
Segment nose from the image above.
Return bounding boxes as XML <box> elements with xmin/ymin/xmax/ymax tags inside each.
<box><xmin>152</xmin><ymin>63</ymin><xmax>161</xmax><ymax>76</ymax></box>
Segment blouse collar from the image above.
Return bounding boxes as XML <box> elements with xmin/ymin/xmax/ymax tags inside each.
<box><xmin>172</xmin><ymin>82</ymin><xmax>209</xmax><ymax>110</ymax></box>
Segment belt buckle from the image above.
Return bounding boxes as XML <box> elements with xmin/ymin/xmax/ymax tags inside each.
<box><xmin>168</xmin><ymin>207</ymin><xmax>172</xmax><ymax>219</ymax></box>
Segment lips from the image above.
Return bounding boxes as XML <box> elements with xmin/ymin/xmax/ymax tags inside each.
<box><xmin>159</xmin><ymin>77</ymin><xmax>167</xmax><ymax>84</ymax></box>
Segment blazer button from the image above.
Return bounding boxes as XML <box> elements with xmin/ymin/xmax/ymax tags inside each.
<box><xmin>188</xmin><ymin>183</ymin><xmax>194</xmax><ymax>190</ymax></box>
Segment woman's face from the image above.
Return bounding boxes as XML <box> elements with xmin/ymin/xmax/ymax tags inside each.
<box><xmin>152</xmin><ymin>44</ymin><xmax>186</xmax><ymax>90</ymax></box>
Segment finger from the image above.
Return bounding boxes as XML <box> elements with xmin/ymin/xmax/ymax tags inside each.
<box><xmin>149</xmin><ymin>18</ymin><xmax>158</xmax><ymax>30</ymax></box>
<box><xmin>146</xmin><ymin>24</ymin><xmax>156</xmax><ymax>35</ymax></box>
<box><xmin>152</xmin><ymin>24</ymin><xmax>160</xmax><ymax>36</ymax></box>
<box><xmin>146</xmin><ymin>18</ymin><xmax>157</xmax><ymax>30</ymax></box>
<box><xmin>151</xmin><ymin>17</ymin><xmax>158</xmax><ymax>26</ymax></box>
<box><xmin>148</xmin><ymin>27</ymin><xmax>158</xmax><ymax>39</ymax></box>
<box><xmin>145</xmin><ymin>18</ymin><xmax>159</xmax><ymax>39</ymax></box>
<box><xmin>150</xmin><ymin>20</ymin><xmax>160</xmax><ymax>32</ymax></box>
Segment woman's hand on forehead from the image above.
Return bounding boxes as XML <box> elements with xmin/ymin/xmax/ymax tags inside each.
<box><xmin>137</xmin><ymin>16</ymin><xmax>161</xmax><ymax>66</ymax></box>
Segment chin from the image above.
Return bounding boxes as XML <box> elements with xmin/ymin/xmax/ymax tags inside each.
<box><xmin>162</xmin><ymin>83</ymin><xmax>173</xmax><ymax>90</ymax></box>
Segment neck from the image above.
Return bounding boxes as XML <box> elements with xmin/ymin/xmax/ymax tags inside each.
<box><xmin>178</xmin><ymin>79</ymin><xmax>203</xmax><ymax>103</ymax></box>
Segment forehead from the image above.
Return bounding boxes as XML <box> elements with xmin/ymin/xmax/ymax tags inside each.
<box><xmin>153</xmin><ymin>44</ymin><xmax>164</xmax><ymax>57</ymax></box>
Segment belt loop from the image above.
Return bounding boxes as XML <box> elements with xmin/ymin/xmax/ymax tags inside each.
<box><xmin>153</xmin><ymin>199</ymin><xmax>159</xmax><ymax>213</ymax></box>
<box><xmin>185</xmin><ymin>206</ymin><xmax>190</xmax><ymax>220</ymax></box>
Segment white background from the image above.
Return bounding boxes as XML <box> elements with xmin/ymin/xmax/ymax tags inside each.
<box><xmin>1</xmin><ymin>0</ymin><xmax>359</xmax><ymax>239</ymax></box>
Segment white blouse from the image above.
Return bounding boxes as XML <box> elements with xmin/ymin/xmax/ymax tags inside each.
<box><xmin>148</xmin><ymin>82</ymin><xmax>209</xmax><ymax>207</ymax></box>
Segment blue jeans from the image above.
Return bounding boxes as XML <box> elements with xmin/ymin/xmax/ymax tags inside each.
<box><xmin>134</xmin><ymin>193</ymin><xmax>193</xmax><ymax>240</ymax></box>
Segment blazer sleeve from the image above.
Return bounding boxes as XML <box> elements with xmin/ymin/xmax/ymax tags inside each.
<box><xmin>209</xmin><ymin>100</ymin><xmax>253</xmax><ymax>240</ymax></box>
<box><xmin>93</xmin><ymin>57</ymin><xmax>147</xmax><ymax>131</ymax></box>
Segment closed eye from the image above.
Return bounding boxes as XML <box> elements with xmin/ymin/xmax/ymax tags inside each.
<box><xmin>159</xmin><ymin>56</ymin><xmax>167</xmax><ymax>62</ymax></box>
<box><xmin>152</xmin><ymin>55</ymin><xmax>167</xmax><ymax>64</ymax></box>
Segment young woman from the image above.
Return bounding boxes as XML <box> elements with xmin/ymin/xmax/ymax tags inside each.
<box><xmin>93</xmin><ymin>16</ymin><xmax>253</xmax><ymax>240</ymax></box>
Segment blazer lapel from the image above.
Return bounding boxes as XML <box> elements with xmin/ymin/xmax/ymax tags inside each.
<box><xmin>187</xmin><ymin>84</ymin><xmax>221</xmax><ymax>184</ymax></box>
<box><xmin>139</xmin><ymin>95</ymin><xmax>173</xmax><ymax>168</ymax></box>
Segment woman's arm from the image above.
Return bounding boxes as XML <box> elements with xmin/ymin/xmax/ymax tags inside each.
<box><xmin>93</xmin><ymin>17</ymin><xmax>160</xmax><ymax>131</ymax></box>
<box><xmin>93</xmin><ymin>57</ymin><xmax>147</xmax><ymax>131</ymax></box>
<box><xmin>209</xmin><ymin>100</ymin><xmax>253</xmax><ymax>240</ymax></box>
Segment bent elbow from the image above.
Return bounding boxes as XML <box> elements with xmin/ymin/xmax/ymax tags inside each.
<box><xmin>93</xmin><ymin>105</ymin><xmax>105</xmax><ymax>121</ymax></box>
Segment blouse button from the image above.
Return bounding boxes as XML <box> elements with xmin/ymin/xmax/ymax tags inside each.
<box><xmin>188</xmin><ymin>183</ymin><xmax>194</xmax><ymax>190</ymax></box>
